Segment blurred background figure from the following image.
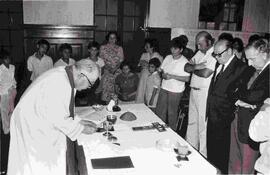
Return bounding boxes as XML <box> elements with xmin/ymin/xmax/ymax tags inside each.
<box><xmin>136</xmin><ymin>38</ymin><xmax>163</xmax><ymax>103</ymax></box>
<box><xmin>178</xmin><ymin>35</ymin><xmax>194</xmax><ymax>60</ymax></box>
<box><xmin>115</xmin><ymin>61</ymin><xmax>139</xmax><ymax>103</ymax></box>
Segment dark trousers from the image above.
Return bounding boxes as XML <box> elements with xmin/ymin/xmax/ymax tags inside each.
<box><xmin>207</xmin><ymin>119</ymin><xmax>231</xmax><ymax>174</ymax></box>
<box><xmin>155</xmin><ymin>89</ymin><xmax>183</xmax><ymax>131</ymax></box>
<box><xmin>66</xmin><ymin>139</ymin><xmax>88</xmax><ymax>175</ymax></box>
<box><xmin>228</xmin><ymin>113</ymin><xmax>259</xmax><ymax>174</ymax></box>
<box><xmin>1</xmin><ymin>125</ymin><xmax>10</xmax><ymax>173</ymax></box>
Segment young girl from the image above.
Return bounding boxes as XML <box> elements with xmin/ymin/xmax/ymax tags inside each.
<box><xmin>144</xmin><ymin>58</ymin><xmax>161</xmax><ymax>112</ymax></box>
<box><xmin>0</xmin><ymin>50</ymin><xmax>17</xmax><ymax>134</ymax></box>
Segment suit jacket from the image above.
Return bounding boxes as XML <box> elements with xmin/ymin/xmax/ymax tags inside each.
<box><xmin>237</xmin><ymin>64</ymin><xmax>269</xmax><ymax>144</ymax></box>
<box><xmin>206</xmin><ymin>56</ymin><xmax>251</xmax><ymax>137</ymax></box>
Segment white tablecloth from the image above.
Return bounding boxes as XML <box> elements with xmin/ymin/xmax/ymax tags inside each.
<box><xmin>76</xmin><ymin>104</ymin><xmax>217</xmax><ymax>175</ymax></box>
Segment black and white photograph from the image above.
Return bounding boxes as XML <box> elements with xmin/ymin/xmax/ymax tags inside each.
<box><xmin>0</xmin><ymin>0</ymin><xmax>269</xmax><ymax>174</ymax></box>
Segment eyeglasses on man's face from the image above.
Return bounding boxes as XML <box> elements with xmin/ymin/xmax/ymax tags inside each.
<box><xmin>212</xmin><ymin>47</ymin><xmax>229</xmax><ymax>58</ymax></box>
<box><xmin>81</xmin><ymin>73</ymin><xmax>93</xmax><ymax>88</ymax></box>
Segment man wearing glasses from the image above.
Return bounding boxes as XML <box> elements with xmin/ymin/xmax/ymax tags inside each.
<box><xmin>7</xmin><ymin>59</ymin><xmax>99</xmax><ymax>175</ymax></box>
<box><xmin>205</xmin><ymin>38</ymin><xmax>251</xmax><ymax>174</ymax></box>
<box><xmin>184</xmin><ymin>31</ymin><xmax>216</xmax><ymax>157</ymax></box>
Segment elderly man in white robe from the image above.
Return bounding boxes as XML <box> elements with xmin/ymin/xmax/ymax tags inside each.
<box><xmin>7</xmin><ymin>59</ymin><xmax>99</xmax><ymax>175</ymax></box>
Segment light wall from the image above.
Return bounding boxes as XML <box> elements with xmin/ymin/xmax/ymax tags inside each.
<box><xmin>242</xmin><ymin>0</ymin><xmax>270</xmax><ymax>33</ymax></box>
<box><xmin>148</xmin><ymin>0</ymin><xmax>200</xmax><ymax>29</ymax></box>
<box><xmin>172</xmin><ymin>28</ymin><xmax>260</xmax><ymax>51</ymax></box>
<box><xmin>23</xmin><ymin>0</ymin><xmax>94</xmax><ymax>25</ymax></box>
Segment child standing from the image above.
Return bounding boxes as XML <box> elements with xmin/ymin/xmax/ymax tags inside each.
<box><xmin>27</xmin><ymin>39</ymin><xmax>53</xmax><ymax>82</ymax></box>
<box><xmin>145</xmin><ymin>58</ymin><xmax>161</xmax><ymax>112</ymax></box>
<box><xmin>0</xmin><ymin>50</ymin><xmax>17</xmax><ymax>134</ymax></box>
<box><xmin>54</xmin><ymin>43</ymin><xmax>76</xmax><ymax>67</ymax></box>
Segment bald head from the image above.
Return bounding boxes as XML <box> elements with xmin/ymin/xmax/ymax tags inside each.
<box><xmin>195</xmin><ymin>31</ymin><xmax>213</xmax><ymax>53</ymax></box>
<box><xmin>76</xmin><ymin>59</ymin><xmax>99</xmax><ymax>82</ymax></box>
<box><xmin>73</xmin><ymin>59</ymin><xmax>99</xmax><ymax>91</ymax></box>
<box><xmin>213</xmin><ymin>39</ymin><xmax>234</xmax><ymax>64</ymax></box>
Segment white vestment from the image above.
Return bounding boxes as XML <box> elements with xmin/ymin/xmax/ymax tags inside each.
<box><xmin>7</xmin><ymin>67</ymin><xmax>83</xmax><ymax>175</ymax></box>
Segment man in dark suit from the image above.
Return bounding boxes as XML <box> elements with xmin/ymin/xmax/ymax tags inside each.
<box><xmin>206</xmin><ymin>39</ymin><xmax>251</xmax><ymax>174</ymax></box>
<box><xmin>229</xmin><ymin>38</ymin><xmax>269</xmax><ymax>174</ymax></box>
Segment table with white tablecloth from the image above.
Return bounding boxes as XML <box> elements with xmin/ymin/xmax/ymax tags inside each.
<box><xmin>76</xmin><ymin>104</ymin><xmax>217</xmax><ymax>175</ymax></box>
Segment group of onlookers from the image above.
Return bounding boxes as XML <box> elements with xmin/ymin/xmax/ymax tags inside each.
<box><xmin>0</xmin><ymin>30</ymin><xmax>269</xmax><ymax>174</ymax></box>
<box><xmin>184</xmin><ymin>32</ymin><xmax>269</xmax><ymax>174</ymax></box>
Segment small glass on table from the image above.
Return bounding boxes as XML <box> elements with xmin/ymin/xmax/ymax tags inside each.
<box><xmin>102</xmin><ymin>115</ymin><xmax>117</xmax><ymax>138</ymax></box>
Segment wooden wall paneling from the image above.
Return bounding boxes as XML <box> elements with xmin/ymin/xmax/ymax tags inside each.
<box><xmin>23</xmin><ymin>24</ymin><xmax>96</xmax><ymax>63</ymax></box>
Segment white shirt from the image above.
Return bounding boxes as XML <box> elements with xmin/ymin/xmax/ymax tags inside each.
<box><xmin>8</xmin><ymin>67</ymin><xmax>83</xmax><ymax>175</ymax></box>
<box><xmin>259</xmin><ymin>61</ymin><xmax>270</xmax><ymax>74</ymax></box>
<box><xmin>0</xmin><ymin>64</ymin><xmax>16</xmax><ymax>95</ymax></box>
<box><xmin>249</xmin><ymin>98</ymin><xmax>270</xmax><ymax>174</ymax></box>
<box><xmin>190</xmin><ymin>47</ymin><xmax>216</xmax><ymax>88</ymax></box>
<box><xmin>27</xmin><ymin>53</ymin><xmax>53</xmax><ymax>81</ymax></box>
<box><xmin>85</xmin><ymin>57</ymin><xmax>105</xmax><ymax>79</ymax></box>
<box><xmin>160</xmin><ymin>55</ymin><xmax>190</xmax><ymax>93</ymax></box>
<box><xmin>54</xmin><ymin>58</ymin><xmax>76</xmax><ymax>68</ymax></box>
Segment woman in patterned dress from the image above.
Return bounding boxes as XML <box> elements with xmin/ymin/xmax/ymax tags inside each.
<box><xmin>99</xmin><ymin>31</ymin><xmax>124</xmax><ymax>103</ymax></box>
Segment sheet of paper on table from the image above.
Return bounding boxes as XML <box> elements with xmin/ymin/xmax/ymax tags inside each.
<box><xmin>75</xmin><ymin>107</ymin><xmax>106</xmax><ymax>126</ymax></box>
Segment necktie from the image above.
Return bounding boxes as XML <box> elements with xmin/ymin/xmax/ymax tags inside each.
<box><xmin>215</xmin><ymin>65</ymin><xmax>224</xmax><ymax>82</ymax></box>
<box><xmin>247</xmin><ymin>71</ymin><xmax>260</xmax><ymax>89</ymax></box>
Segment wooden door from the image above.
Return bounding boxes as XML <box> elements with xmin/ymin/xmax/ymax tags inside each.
<box><xmin>94</xmin><ymin>0</ymin><xmax>149</xmax><ymax>66</ymax></box>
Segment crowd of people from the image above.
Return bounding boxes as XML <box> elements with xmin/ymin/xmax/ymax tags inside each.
<box><xmin>0</xmin><ymin>30</ymin><xmax>269</xmax><ymax>175</ymax></box>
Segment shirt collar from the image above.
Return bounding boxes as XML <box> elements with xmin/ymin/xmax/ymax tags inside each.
<box><xmin>223</xmin><ymin>55</ymin><xmax>235</xmax><ymax>70</ymax></box>
<box><xmin>205</xmin><ymin>46</ymin><xmax>214</xmax><ymax>55</ymax></box>
<box><xmin>259</xmin><ymin>60</ymin><xmax>270</xmax><ymax>74</ymax></box>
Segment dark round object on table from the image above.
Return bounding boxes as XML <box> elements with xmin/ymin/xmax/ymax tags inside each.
<box><xmin>120</xmin><ymin>112</ymin><xmax>137</xmax><ymax>121</ymax></box>
<box><xmin>112</xmin><ymin>105</ymin><xmax>121</xmax><ymax>112</ymax></box>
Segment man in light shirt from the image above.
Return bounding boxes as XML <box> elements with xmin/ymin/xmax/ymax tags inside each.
<box><xmin>0</xmin><ymin>50</ymin><xmax>17</xmax><ymax>174</ymax></box>
<box><xmin>54</xmin><ymin>43</ymin><xmax>76</xmax><ymax>68</ymax></box>
<box><xmin>184</xmin><ymin>31</ymin><xmax>216</xmax><ymax>157</ymax></box>
<box><xmin>27</xmin><ymin>39</ymin><xmax>53</xmax><ymax>82</ymax></box>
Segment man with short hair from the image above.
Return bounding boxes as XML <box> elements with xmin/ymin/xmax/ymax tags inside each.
<box><xmin>206</xmin><ymin>39</ymin><xmax>250</xmax><ymax>174</ymax></box>
<box><xmin>27</xmin><ymin>39</ymin><xmax>53</xmax><ymax>82</ymax></box>
<box><xmin>229</xmin><ymin>38</ymin><xmax>269</xmax><ymax>174</ymax></box>
<box><xmin>184</xmin><ymin>31</ymin><xmax>216</xmax><ymax>157</ymax></box>
<box><xmin>7</xmin><ymin>59</ymin><xmax>99</xmax><ymax>175</ymax></box>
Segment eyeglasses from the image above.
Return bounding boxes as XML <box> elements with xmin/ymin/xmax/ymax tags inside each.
<box><xmin>81</xmin><ymin>73</ymin><xmax>93</xmax><ymax>88</ymax></box>
<box><xmin>212</xmin><ymin>48</ymin><xmax>229</xmax><ymax>58</ymax></box>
